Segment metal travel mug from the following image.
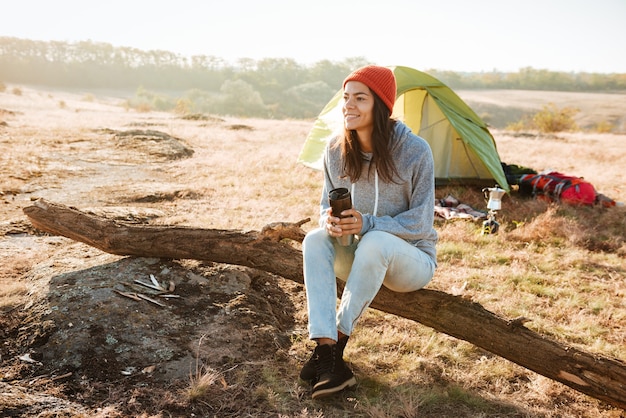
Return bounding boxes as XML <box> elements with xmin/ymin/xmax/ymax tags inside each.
<box><xmin>328</xmin><ymin>187</ymin><xmax>354</xmax><ymax>246</ymax></box>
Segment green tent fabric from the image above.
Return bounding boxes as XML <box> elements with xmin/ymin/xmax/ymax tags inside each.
<box><xmin>297</xmin><ymin>65</ymin><xmax>510</xmax><ymax>192</ymax></box>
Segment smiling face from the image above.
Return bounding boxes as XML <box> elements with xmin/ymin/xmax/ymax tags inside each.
<box><xmin>342</xmin><ymin>80</ymin><xmax>375</xmax><ymax>140</ymax></box>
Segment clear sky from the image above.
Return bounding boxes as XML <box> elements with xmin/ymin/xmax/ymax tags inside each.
<box><xmin>3</xmin><ymin>0</ymin><xmax>625</xmax><ymax>73</ymax></box>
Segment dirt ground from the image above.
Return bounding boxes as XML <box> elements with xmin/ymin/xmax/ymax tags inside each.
<box><xmin>1</xmin><ymin>86</ymin><xmax>625</xmax><ymax>417</ymax></box>
<box><xmin>0</xmin><ymin>87</ymin><xmax>315</xmax><ymax>417</ymax></box>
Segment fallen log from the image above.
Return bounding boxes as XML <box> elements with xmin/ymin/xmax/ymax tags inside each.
<box><xmin>23</xmin><ymin>199</ymin><xmax>305</xmax><ymax>282</ymax></box>
<box><xmin>23</xmin><ymin>199</ymin><xmax>626</xmax><ymax>409</ymax></box>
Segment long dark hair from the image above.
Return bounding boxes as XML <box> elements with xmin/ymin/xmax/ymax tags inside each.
<box><xmin>337</xmin><ymin>91</ymin><xmax>401</xmax><ymax>184</ymax></box>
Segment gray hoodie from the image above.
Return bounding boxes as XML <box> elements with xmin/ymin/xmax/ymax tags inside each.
<box><xmin>320</xmin><ymin>121</ymin><xmax>438</xmax><ymax>264</ymax></box>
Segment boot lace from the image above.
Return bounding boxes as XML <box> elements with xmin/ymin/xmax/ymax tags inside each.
<box><xmin>316</xmin><ymin>344</ymin><xmax>336</xmax><ymax>374</ymax></box>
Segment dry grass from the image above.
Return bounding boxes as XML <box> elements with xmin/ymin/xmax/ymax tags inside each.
<box><xmin>185</xmin><ymin>365</ymin><xmax>225</xmax><ymax>401</ymax></box>
<box><xmin>458</xmin><ymin>89</ymin><xmax>626</xmax><ymax>132</ymax></box>
<box><xmin>0</xmin><ymin>248</ymin><xmax>50</xmax><ymax>311</ymax></box>
<box><xmin>493</xmin><ymin>130</ymin><xmax>626</xmax><ymax>201</ymax></box>
<box><xmin>1</xmin><ymin>84</ymin><xmax>625</xmax><ymax>417</ymax></box>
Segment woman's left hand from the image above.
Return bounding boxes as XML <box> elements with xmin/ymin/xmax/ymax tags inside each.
<box><xmin>338</xmin><ymin>209</ymin><xmax>361</xmax><ymax>234</ymax></box>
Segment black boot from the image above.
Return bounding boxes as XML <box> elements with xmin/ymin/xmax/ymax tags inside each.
<box><xmin>311</xmin><ymin>342</ymin><xmax>356</xmax><ymax>399</ymax></box>
<box><xmin>299</xmin><ymin>335</ymin><xmax>348</xmax><ymax>383</ymax></box>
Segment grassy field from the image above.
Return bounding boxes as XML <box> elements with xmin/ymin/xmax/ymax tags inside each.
<box><xmin>0</xmin><ymin>85</ymin><xmax>625</xmax><ymax>417</ymax></box>
<box><xmin>458</xmin><ymin>89</ymin><xmax>626</xmax><ymax>132</ymax></box>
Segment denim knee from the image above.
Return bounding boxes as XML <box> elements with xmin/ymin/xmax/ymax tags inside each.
<box><xmin>303</xmin><ymin>227</ymin><xmax>329</xmax><ymax>251</ymax></box>
<box><xmin>355</xmin><ymin>230</ymin><xmax>434</xmax><ymax>292</ymax></box>
<box><xmin>354</xmin><ymin>231</ymin><xmax>394</xmax><ymax>261</ymax></box>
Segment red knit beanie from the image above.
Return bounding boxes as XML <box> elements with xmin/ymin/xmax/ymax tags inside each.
<box><xmin>343</xmin><ymin>65</ymin><xmax>397</xmax><ymax>113</ymax></box>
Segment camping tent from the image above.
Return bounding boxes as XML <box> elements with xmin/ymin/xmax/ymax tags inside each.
<box><xmin>297</xmin><ymin>65</ymin><xmax>510</xmax><ymax>192</ymax></box>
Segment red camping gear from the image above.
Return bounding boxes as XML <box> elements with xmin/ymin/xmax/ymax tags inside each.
<box><xmin>518</xmin><ymin>172</ymin><xmax>597</xmax><ymax>205</ymax></box>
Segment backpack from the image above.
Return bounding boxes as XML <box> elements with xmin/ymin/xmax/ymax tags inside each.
<box><xmin>518</xmin><ymin>172</ymin><xmax>597</xmax><ymax>205</ymax></box>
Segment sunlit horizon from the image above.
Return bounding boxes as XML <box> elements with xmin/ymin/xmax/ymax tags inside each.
<box><xmin>4</xmin><ymin>0</ymin><xmax>626</xmax><ymax>74</ymax></box>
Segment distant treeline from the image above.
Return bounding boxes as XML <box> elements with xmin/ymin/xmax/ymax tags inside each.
<box><xmin>1</xmin><ymin>37</ymin><xmax>625</xmax><ymax>119</ymax></box>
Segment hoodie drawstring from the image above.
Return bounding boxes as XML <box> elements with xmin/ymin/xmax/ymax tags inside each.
<box><xmin>351</xmin><ymin>170</ymin><xmax>379</xmax><ymax>217</ymax></box>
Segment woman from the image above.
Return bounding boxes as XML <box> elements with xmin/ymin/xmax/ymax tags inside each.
<box><xmin>301</xmin><ymin>65</ymin><xmax>438</xmax><ymax>399</ymax></box>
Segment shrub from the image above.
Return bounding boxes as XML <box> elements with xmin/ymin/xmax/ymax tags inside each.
<box><xmin>505</xmin><ymin>120</ymin><xmax>526</xmax><ymax>131</ymax></box>
<box><xmin>505</xmin><ymin>103</ymin><xmax>580</xmax><ymax>133</ymax></box>
<box><xmin>531</xmin><ymin>103</ymin><xmax>579</xmax><ymax>133</ymax></box>
<box><xmin>591</xmin><ymin>120</ymin><xmax>614</xmax><ymax>133</ymax></box>
<box><xmin>174</xmin><ymin>98</ymin><xmax>193</xmax><ymax>115</ymax></box>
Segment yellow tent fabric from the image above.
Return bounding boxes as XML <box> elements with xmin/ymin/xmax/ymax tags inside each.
<box><xmin>298</xmin><ymin>65</ymin><xmax>509</xmax><ymax>191</ymax></box>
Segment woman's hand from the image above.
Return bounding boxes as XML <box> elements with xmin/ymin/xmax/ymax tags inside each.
<box><xmin>325</xmin><ymin>207</ymin><xmax>361</xmax><ymax>237</ymax></box>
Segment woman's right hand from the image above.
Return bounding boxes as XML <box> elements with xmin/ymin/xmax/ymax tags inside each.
<box><xmin>325</xmin><ymin>207</ymin><xmax>361</xmax><ymax>237</ymax></box>
<box><xmin>325</xmin><ymin>207</ymin><xmax>341</xmax><ymax>237</ymax></box>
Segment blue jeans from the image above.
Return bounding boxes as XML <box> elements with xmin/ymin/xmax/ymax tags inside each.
<box><xmin>302</xmin><ymin>228</ymin><xmax>436</xmax><ymax>340</ymax></box>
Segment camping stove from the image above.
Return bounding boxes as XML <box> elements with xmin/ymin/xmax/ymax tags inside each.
<box><xmin>482</xmin><ymin>186</ymin><xmax>506</xmax><ymax>234</ymax></box>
